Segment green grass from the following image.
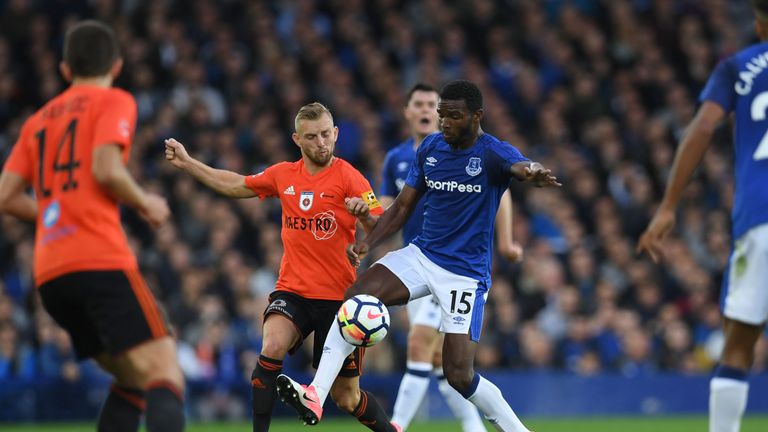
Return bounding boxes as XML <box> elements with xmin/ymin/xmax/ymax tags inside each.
<box><xmin>4</xmin><ymin>416</ymin><xmax>768</xmax><ymax>431</ymax></box>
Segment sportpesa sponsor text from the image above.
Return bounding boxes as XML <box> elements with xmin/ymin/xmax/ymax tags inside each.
<box><xmin>425</xmin><ymin>176</ymin><xmax>482</xmax><ymax>193</ymax></box>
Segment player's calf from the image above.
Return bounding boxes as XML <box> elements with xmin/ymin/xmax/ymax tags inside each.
<box><xmin>96</xmin><ymin>384</ymin><xmax>144</xmax><ymax>432</ymax></box>
<box><xmin>330</xmin><ymin>377</ymin><xmax>400</xmax><ymax>432</ymax></box>
<box><xmin>119</xmin><ymin>338</ymin><xmax>185</xmax><ymax>432</ymax></box>
<box><xmin>251</xmin><ymin>355</ymin><xmax>284</xmax><ymax>432</ymax></box>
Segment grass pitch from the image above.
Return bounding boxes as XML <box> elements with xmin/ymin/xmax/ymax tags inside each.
<box><xmin>3</xmin><ymin>416</ymin><xmax>768</xmax><ymax>431</ymax></box>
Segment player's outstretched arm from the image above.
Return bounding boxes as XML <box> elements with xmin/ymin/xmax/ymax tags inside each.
<box><xmin>0</xmin><ymin>171</ymin><xmax>37</xmax><ymax>221</ymax></box>
<box><xmin>637</xmin><ymin>101</ymin><xmax>725</xmax><ymax>262</ymax></box>
<box><xmin>164</xmin><ymin>138</ymin><xmax>255</xmax><ymax>199</ymax></box>
<box><xmin>93</xmin><ymin>144</ymin><xmax>169</xmax><ymax>227</ymax></box>
<box><xmin>510</xmin><ymin>161</ymin><xmax>561</xmax><ymax>187</ymax></box>
<box><xmin>495</xmin><ymin>189</ymin><xmax>523</xmax><ymax>262</ymax></box>
<box><xmin>347</xmin><ymin>185</ymin><xmax>422</xmax><ymax>266</ymax></box>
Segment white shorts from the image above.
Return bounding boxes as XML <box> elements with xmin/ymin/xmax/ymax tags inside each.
<box><xmin>406</xmin><ymin>295</ymin><xmax>442</xmax><ymax>330</ymax></box>
<box><xmin>375</xmin><ymin>244</ymin><xmax>487</xmax><ymax>341</ymax></box>
<box><xmin>723</xmin><ymin>223</ymin><xmax>768</xmax><ymax>325</ymax></box>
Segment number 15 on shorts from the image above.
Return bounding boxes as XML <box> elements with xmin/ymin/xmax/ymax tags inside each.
<box><xmin>449</xmin><ymin>289</ymin><xmax>473</xmax><ymax>314</ymax></box>
<box><xmin>443</xmin><ymin>288</ymin><xmax>477</xmax><ymax>335</ymax></box>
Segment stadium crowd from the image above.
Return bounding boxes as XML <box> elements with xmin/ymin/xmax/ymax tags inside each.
<box><xmin>2</xmin><ymin>0</ymin><xmax>768</xmax><ymax>419</ymax></box>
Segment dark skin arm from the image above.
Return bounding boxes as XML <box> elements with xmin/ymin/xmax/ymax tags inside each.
<box><xmin>347</xmin><ymin>185</ymin><xmax>423</xmax><ymax>266</ymax></box>
<box><xmin>510</xmin><ymin>161</ymin><xmax>562</xmax><ymax>187</ymax></box>
<box><xmin>637</xmin><ymin>101</ymin><xmax>724</xmax><ymax>262</ymax></box>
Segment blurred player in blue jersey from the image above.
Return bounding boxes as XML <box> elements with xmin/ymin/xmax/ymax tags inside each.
<box><xmin>277</xmin><ymin>80</ymin><xmax>559</xmax><ymax>432</ymax></box>
<box><xmin>382</xmin><ymin>83</ymin><xmax>522</xmax><ymax>431</ymax></box>
<box><xmin>638</xmin><ymin>2</ymin><xmax>768</xmax><ymax>431</ymax></box>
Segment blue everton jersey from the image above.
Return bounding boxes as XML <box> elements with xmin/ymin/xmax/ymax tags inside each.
<box><xmin>381</xmin><ymin>138</ymin><xmax>425</xmax><ymax>245</ymax></box>
<box><xmin>700</xmin><ymin>41</ymin><xmax>768</xmax><ymax>238</ymax></box>
<box><xmin>405</xmin><ymin>132</ymin><xmax>529</xmax><ymax>282</ymax></box>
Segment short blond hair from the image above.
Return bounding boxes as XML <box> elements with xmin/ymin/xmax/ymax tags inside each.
<box><xmin>294</xmin><ymin>102</ymin><xmax>334</xmax><ymax>132</ymax></box>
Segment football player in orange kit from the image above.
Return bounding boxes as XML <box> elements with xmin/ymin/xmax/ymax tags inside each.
<box><xmin>0</xmin><ymin>21</ymin><xmax>184</xmax><ymax>432</ymax></box>
<box><xmin>165</xmin><ymin>102</ymin><xmax>402</xmax><ymax>432</ymax></box>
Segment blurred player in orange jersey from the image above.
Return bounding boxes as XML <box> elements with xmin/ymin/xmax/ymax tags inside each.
<box><xmin>0</xmin><ymin>21</ymin><xmax>184</xmax><ymax>432</ymax></box>
<box><xmin>165</xmin><ymin>102</ymin><xmax>402</xmax><ymax>432</ymax></box>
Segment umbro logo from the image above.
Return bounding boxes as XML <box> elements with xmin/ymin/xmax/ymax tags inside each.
<box><xmin>426</xmin><ymin>157</ymin><xmax>438</xmax><ymax>166</ymax></box>
<box><xmin>284</xmin><ymin>185</ymin><xmax>296</xmax><ymax>195</ymax></box>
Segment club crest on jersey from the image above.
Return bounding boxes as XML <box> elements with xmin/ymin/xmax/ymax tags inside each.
<box><xmin>43</xmin><ymin>200</ymin><xmax>60</xmax><ymax>228</ymax></box>
<box><xmin>465</xmin><ymin>157</ymin><xmax>482</xmax><ymax>176</ymax></box>
<box><xmin>299</xmin><ymin>191</ymin><xmax>314</xmax><ymax>211</ymax></box>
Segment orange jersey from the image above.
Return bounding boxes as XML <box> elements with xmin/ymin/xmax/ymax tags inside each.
<box><xmin>3</xmin><ymin>85</ymin><xmax>138</xmax><ymax>286</ymax></box>
<box><xmin>245</xmin><ymin>158</ymin><xmax>383</xmax><ymax>300</ymax></box>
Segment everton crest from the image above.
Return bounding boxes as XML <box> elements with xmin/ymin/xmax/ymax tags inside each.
<box><xmin>299</xmin><ymin>191</ymin><xmax>314</xmax><ymax>211</ymax></box>
<box><xmin>465</xmin><ymin>157</ymin><xmax>482</xmax><ymax>176</ymax></box>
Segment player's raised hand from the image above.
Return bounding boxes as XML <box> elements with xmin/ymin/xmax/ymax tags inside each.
<box><xmin>346</xmin><ymin>241</ymin><xmax>369</xmax><ymax>267</ymax></box>
<box><xmin>164</xmin><ymin>138</ymin><xmax>190</xmax><ymax>168</ymax></box>
<box><xmin>345</xmin><ymin>197</ymin><xmax>370</xmax><ymax>218</ymax></box>
<box><xmin>524</xmin><ymin>162</ymin><xmax>562</xmax><ymax>187</ymax></box>
<box><xmin>139</xmin><ymin>193</ymin><xmax>170</xmax><ymax>228</ymax></box>
<box><xmin>637</xmin><ymin>207</ymin><xmax>675</xmax><ymax>263</ymax></box>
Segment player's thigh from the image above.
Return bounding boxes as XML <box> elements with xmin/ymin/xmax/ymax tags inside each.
<box><xmin>329</xmin><ymin>375</ymin><xmax>361</xmax><ymax>413</ymax></box>
<box><xmin>112</xmin><ymin>336</ymin><xmax>183</xmax><ymax>389</ymax></box>
<box><xmin>431</xmin><ymin>333</ymin><xmax>446</xmax><ymax>368</ymax></box>
<box><xmin>407</xmin><ymin>324</ymin><xmax>442</xmax><ymax>363</ymax></box>
<box><xmin>721</xmin><ymin>318</ymin><xmax>764</xmax><ymax>368</ymax></box>
<box><xmin>364</xmin><ymin>244</ymin><xmax>431</xmax><ymax>305</ymax></box>
<box><xmin>261</xmin><ymin>313</ymin><xmax>302</xmax><ymax>359</ymax></box>
<box><xmin>722</xmin><ymin>224</ymin><xmax>768</xmax><ymax>325</ymax></box>
<box><xmin>262</xmin><ymin>291</ymin><xmax>317</xmax><ymax>358</ymax></box>
<box><xmin>406</xmin><ymin>295</ymin><xmax>443</xmax><ymax>362</ymax></box>
<box><xmin>406</xmin><ymin>295</ymin><xmax>442</xmax><ymax>329</ymax></box>
<box><xmin>441</xmin><ymin>333</ymin><xmax>478</xmax><ymax>390</ymax></box>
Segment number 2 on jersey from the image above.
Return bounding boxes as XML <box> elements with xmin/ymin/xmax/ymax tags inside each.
<box><xmin>751</xmin><ymin>91</ymin><xmax>768</xmax><ymax>160</ymax></box>
<box><xmin>35</xmin><ymin>119</ymin><xmax>81</xmax><ymax>197</ymax></box>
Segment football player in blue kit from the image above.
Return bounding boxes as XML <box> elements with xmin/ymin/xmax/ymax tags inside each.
<box><xmin>638</xmin><ymin>1</ymin><xmax>768</xmax><ymax>431</ymax></box>
<box><xmin>382</xmin><ymin>83</ymin><xmax>522</xmax><ymax>431</ymax></box>
<box><xmin>277</xmin><ymin>80</ymin><xmax>559</xmax><ymax>432</ymax></box>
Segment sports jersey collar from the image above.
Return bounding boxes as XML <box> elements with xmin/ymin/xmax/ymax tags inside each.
<box><xmin>439</xmin><ymin>132</ymin><xmax>488</xmax><ymax>154</ymax></box>
<box><xmin>299</xmin><ymin>157</ymin><xmax>338</xmax><ymax>179</ymax></box>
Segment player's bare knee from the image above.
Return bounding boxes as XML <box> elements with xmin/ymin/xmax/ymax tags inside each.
<box><xmin>443</xmin><ymin>365</ymin><xmax>474</xmax><ymax>393</ymax></box>
<box><xmin>408</xmin><ymin>329</ymin><xmax>437</xmax><ymax>362</ymax></box>
<box><xmin>260</xmin><ymin>337</ymin><xmax>291</xmax><ymax>359</ymax></box>
<box><xmin>122</xmin><ymin>338</ymin><xmax>184</xmax><ymax>389</ymax></box>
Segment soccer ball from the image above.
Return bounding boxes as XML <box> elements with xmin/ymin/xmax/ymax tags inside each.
<box><xmin>337</xmin><ymin>295</ymin><xmax>390</xmax><ymax>347</ymax></box>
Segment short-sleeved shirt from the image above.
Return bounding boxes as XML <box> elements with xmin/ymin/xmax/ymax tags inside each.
<box><xmin>699</xmin><ymin>41</ymin><xmax>768</xmax><ymax>238</ymax></box>
<box><xmin>245</xmin><ymin>157</ymin><xmax>383</xmax><ymax>301</ymax></box>
<box><xmin>405</xmin><ymin>132</ymin><xmax>528</xmax><ymax>284</ymax></box>
<box><xmin>380</xmin><ymin>138</ymin><xmax>425</xmax><ymax>245</ymax></box>
<box><xmin>3</xmin><ymin>86</ymin><xmax>138</xmax><ymax>286</ymax></box>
